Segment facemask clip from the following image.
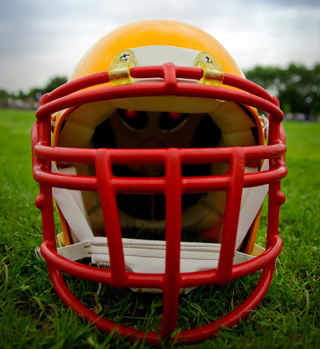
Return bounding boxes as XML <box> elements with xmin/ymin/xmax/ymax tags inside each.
<box><xmin>109</xmin><ymin>50</ymin><xmax>137</xmax><ymax>86</ymax></box>
<box><xmin>194</xmin><ymin>52</ymin><xmax>224</xmax><ymax>86</ymax></box>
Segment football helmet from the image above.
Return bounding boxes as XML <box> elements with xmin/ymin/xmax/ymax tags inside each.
<box><xmin>32</xmin><ymin>20</ymin><xmax>287</xmax><ymax>344</ymax></box>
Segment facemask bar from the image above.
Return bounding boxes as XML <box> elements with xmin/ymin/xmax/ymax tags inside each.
<box><xmin>32</xmin><ymin>62</ymin><xmax>287</xmax><ymax>343</ymax></box>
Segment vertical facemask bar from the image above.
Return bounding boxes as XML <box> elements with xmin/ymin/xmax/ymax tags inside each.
<box><xmin>216</xmin><ymin>148</ymin><xmax>245</xmax><ymax>284</ymax></box>
<box><xmin>33</xmin><ymin>113</ymin><xmax>57</xmax><ymax>248</ymax></box>
<box><xmin>95</xmin><ymin>149</ymin><xmax>127</xmax><ymax>288</ymax></box>
<box><xmin>161</xmin><ymin>149</ymin><xmax>182</xmax><ymax>338</ymax></box>
<box><xmin>266</xmin><ymin>106</ymin><xmax>286</xmax><ymax>249</ymax></box>
<box><xmin>36</xmin><ymin>185</ymin><xmax>57</xmax><ymax>248</ymax></box>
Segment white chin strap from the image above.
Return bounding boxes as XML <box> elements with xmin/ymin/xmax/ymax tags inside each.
<box><xmin>45</xmin><ymin>161</ymin><xmax>269</xmax><ymax>281</ymax></box>
<box><xmin>57</xmin><ymin>236</ymin><xmax>251</xmax><ymax>273</ymax></box>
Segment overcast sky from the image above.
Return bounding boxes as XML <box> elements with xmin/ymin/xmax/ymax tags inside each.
<box><xmin>0</xmin><ymin>0</ymin><xmax>319</xmax><ymax>93</ymax></box>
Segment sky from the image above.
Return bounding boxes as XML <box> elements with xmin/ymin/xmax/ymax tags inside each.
<box><xmin>0</xmin><ymin>0</ymin><xmax>319</xmax><ymax>93</ymax></box>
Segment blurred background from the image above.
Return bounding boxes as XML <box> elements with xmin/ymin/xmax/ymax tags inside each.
<box><xmin>0</xmin><ymin>0</ymin><xmax>319</xmax><ymax>120</ymax></box>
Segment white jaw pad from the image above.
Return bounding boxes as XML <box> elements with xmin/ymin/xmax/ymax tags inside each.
<box><xmin>52</xmin><ymin>163</ymin><xmax>94</xmax><ymax>243</ymax></box>
<box><xmin>236</xmin><ymin>160</ymin><xmax>269</xmax><ymax>249</ymax></box>
<box><xmin>57</xmin><ymin>237</ymin><xmax>254</xmax><ymax>274</ymax></box>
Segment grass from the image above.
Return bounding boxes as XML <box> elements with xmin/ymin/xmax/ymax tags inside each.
<box><xmin>0</xmin><ymin>108</ymin><xmax>319</xmax><ymax>348</ymax></box>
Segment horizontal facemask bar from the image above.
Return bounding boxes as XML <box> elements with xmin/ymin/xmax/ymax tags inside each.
<box><xmin>36</xmin><ymin>63</ymin><xmax>283</xmax><ymax>122</ymax></box>
<box><xmin>33</xmin><ymin>145</ymin><xmax>287</xmax><ymax>193</ymax></box>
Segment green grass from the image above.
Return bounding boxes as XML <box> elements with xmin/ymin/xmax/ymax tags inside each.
<box><xmin>0</xmin><ymin>108</ymin><xmax>319</xmax><ymax>348</ymax></box>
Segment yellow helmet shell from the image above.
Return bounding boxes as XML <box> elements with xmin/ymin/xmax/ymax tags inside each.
<box><xmin>70</xmin><ymin>20</ymin><xmax>244</xmax><ymax>81</ymax></box>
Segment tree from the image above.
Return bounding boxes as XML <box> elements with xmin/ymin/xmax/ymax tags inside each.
<box><xmin>42</xmin><ymin>76</ymin><xmax>68</xmax><ymax>94</ymax></box>
<box><xmin>0</xmin><ymin>89</ymin><xmax>10</xmax><ymax>101</ymax></box>
<box><xmin>0</xmin><ymin>76</ymin><xmax>68</xmax><ymax>108</ymax></box>
<box><xmin>27</xmin><ymin>76</ymin><xmax>68</xmax><ymax>101</ymax></box>
<box><xmin>246</xmin><ymin>63</ymin><xmax>320</xmax><ymax>117</ymax></box>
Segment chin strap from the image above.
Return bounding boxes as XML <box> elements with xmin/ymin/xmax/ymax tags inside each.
<box><xmin>56</xmin><ymin>236</ymin><xmax>253</xmax><ymax>273</ymax></box>
<box><xmin>37</xmin><ymin>236</ymin><xmax>253</xmax><ymax>293</ymax></box>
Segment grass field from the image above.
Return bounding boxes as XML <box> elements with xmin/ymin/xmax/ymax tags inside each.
<box><xmin>0</xmin><ymin>108</ymin><xmax>319</xmax><ymax>348</ymax></box>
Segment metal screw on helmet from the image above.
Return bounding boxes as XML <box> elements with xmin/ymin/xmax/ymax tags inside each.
<box><xmin>120</xmin><ymin>53</ymin><xmax>131</xmax><ymax>61</ymax></box>
<box><xmin>203</xmin><ymin>55</ymin><xmax>213</xmax><ymax>63</ymax></box>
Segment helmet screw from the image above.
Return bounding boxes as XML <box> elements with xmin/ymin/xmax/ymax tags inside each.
<box><xmin>203</xmin><ymin>55</ymin><xmax>213</xmax><ymax>63</ymax></box>
<box><xmin>120</xmin><ymin>53</ymin><xmax>131</xmax><ymax>61</ymax></box>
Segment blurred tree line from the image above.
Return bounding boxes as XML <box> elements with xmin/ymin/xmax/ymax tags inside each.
<box><xmin>245</xmin><ymin>63</ymin><xmax>320</xmax><ymax>120</ymax></box>
<box><xmin>0</xmin><ymin>63</ymin><xmax>319</xmax><ymax>119</ymax></box>
<box><xmin>27</xmin><ymin>76</ymin><xmax>68</xmax><ymax>100</ymax></box>
<box><xmin>0</xmin><ymin>76</ymin><xmax>67</xmax><ymax>109</ymax></box>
